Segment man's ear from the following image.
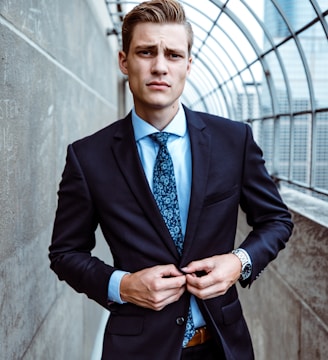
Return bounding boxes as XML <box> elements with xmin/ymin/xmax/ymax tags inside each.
<box><xmin>187</xmin><ymin>56</ymin><xmax>192</xmax><ymax>76</ymax></box>
<box><xmin>118</xmin><ymin>51</ymin><xmax>128</xmax><ymax>75</ymax></box>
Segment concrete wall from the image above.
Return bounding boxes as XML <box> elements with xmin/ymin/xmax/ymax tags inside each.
<box><xmin>0</xmin><ymin>1</ymin><xmax>118</xmax><ymax>359</ymax></box>
<box><xmin>237</xmin><ymin>189</ymin><xmax>328</xmax><ymax>360</ymax></box>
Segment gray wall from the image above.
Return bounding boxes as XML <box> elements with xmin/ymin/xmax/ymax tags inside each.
<box><xmin>237</xmin><ymin>190</ymin><xmax>328</xmax><ymax>360</ymax></box>
<box><xmin>0</xmin><ymin>1</ymin><xmax>118</xmax><ymax>359</ymax></box>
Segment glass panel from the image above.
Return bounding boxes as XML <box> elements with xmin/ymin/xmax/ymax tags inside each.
<box><xmin>188</xmin><ymin>65</ymin><xmax>213</xmax><ymax>99</ymax></box>
<box><xmin>257</xmin><ymin>54</ymin><xmax>282</xmax><ymax>117</ymax></box>
<box><xmin>218</xmin><ymin>82</ymin><xmax>237</xmax><ymax>119</ymax></box>
<box><xmin>182</xmin><ymin>0</ymin><xmax>220</xmax><ymax>22</ymax></box>
<box><xmin>221</xmin><ymin>80</ymin><xmax>235</xmax><ymax>110</ymax></box>
<box><xmin>275</xmin><ymin>0</ymin><xmax>317</xmax><ymax>30</ymax></box>
<box><xmin>259</xmin><ymin>78</ymin><xmax>273</xmax><ymax>117</ymax></box>
<box><xmin>182</xmin><ymin>82</ymin><xmax>206</xmax><ymax>112</ymax></box>
<box><xmin>210</xmin><ymin>25</ymin><xmax>247</xmax><ymax>73</ymax></box>
<box><xmin>194</xmin><ymin>52</ymin><xmax>220</xmax><ymax>90</ymax></box>
<box><xmin>184</xmin><ymin>4</ymin><xmax>215</xmax><ymax>33</ymax></box>
<box><xmin>251</xmin><ymin>119</ymin><xmax>262</xmax><ymax>143</ymax></box>
<box><xmin>228</xmin><ymin>0</ymin><xmax>265</xmax><ymax>50</ymax></box>
<box><xmin>278</xmin><ymin>40</ymin><xmax>310</xmax><ymax>113</ymax></box>
<box><xmin>249</xmin><ymin>60</ymin><xmax>264</xmax><ymax>85</ymax></box>
<box><xmin>316</xmin><ymin>0</ymin><xmax>328</xmax><ymax>12</ymax></box>
<box><xmin>191</xmin><ymin>26</ymin><xmax>209</xmax><ymax>47</ymax></box>
<box><xmin>263</xmin><ymin>1</ymin><xmax>291</xmax><ymax>41</ymax></box>
<box><xmin>212</xmin><ymin>87</ymin><xmax>231</xmax><ymax>118</ymax></box>
<box><xmin>264</xmin><ymin>50</ymin><xmax>290</xmax><ymax>114</ymax></box>
<box><xmin>313</xmin><ymin>112</ymin><xmax>328</xmax><ymax>191</ymax></box>
<box><xmin>202</xmin><ymin>92</ymin><xmax>220</xmax><ymax>116</ymax></box>
<box><xmin>240</xmin><ymin>67</ymin><xmax>254</xmax><ymax>87</ymax></box>
<box><xmin>248</xmin><ymin>62</ymin><xmax>264</xmax><ymax>119</ymax></box>
<box><xmin>260</xmin><ymin>119</ymin><xmax>274</xmax><ymax>172</ymax></box>
<box><xmin>237</xmin><ymin>69</ymin><xmax>259</xmax><ymax>121</ymax></box>
<box><xmin>217</xmin><ymin>13</ymin><xmax>257</xmax><ymax>65</ymax></box>
<box><xmin>299</xmin><ymin>23</ymin><xmax>328</xmax><ymax>109</ymax></box>
<box><xmin>203</xmin><ymin>35</ymin><xmax>236</xmax><ymax>83</ymax></box>
<box><xmin>291</xmin><ymin>114</ymin><xmax>311</xmax><ymax>185</ymax></box>
<box><xmin>276</xmin><ymin>116</ymin><xmax>291</xmax><ymax>178</ymax></box>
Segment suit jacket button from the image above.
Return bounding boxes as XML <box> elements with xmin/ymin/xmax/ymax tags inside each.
<box><xmin>176</xmin><ymin>317</ymin><xmax>185</xmax><ymax>326</ymax></box>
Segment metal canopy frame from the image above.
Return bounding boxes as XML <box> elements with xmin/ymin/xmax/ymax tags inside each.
<box><xmin>105</xmin><ymin>0</ymin><xmax>328</xmax><ymax>200</ymax></box>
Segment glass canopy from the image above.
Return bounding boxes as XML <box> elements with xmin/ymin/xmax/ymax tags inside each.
<box><xmin>105</xmin><ymin>0</ymin><xmax>328</xmax><ymax>200</ymax></box>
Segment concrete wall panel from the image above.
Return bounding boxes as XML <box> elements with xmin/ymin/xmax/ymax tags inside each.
<box><xmin>0</xmin><ymin>1</ymin><xmax>118</xmax><ymax>359</ymax></box>
<box><xmin>237</xmin><ymin>194</ymin><xmax>328</xmax><ymax>359</ymax></box>
<box><xmin>273</xmin><ymin>212</ymin><xmax>328</xmax><ymax>325</ymax></box>
<box><xmin>0</xmin><ymin>226</ymin><xmax>56</xmax><ymax>359</ymax></box>
<box><xmin>0</xmin><ymin>0</ymin><xmax>115</xmax><ymax>99</ymax></box>
<box><xmin>0</xmin><ymin>20</ymin><xmax>116</xmax><ymax>262</ymax></box>
<box><xmin>21</xmin><ymin>286</ymin><xmax>84</xmax><ymax>360</ymax></box>
<box><xmin>240</xmin><ymin>267</ymin><xmax>301</xmax><ymax>359</ymax></box>
<box><xmin>300</xmin><ymin>306</ymin><xmax>328</xmax><ymax>360</ymax></box>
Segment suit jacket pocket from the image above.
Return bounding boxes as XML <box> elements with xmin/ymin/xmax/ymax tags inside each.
<box><xmin>221</xmin><ymin>298</ymin><xmax>243</xmax><ymax>325</ymax></box>
<box><xmin>107</xmin><ymin>315</ymin><xmax>144</xmax><ymax>335</ymax></box>
<box><xmin>203</xmin><ymin>184</ymin><xmax>238</xmax><ymax>207</ymax></box>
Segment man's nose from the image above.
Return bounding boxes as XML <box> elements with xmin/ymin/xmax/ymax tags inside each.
<box><xmin>151</xmin><ymin>54</ymin><xmax>168</xmax><ymax>74</ymax></box>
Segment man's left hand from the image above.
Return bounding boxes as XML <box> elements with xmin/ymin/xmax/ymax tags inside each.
<box><xmin>181</xmin><ymin>254</ymin><xmax>241</xmax><ymax>299</ymax></box>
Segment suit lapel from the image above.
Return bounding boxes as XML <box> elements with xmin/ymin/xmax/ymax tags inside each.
<box><xmin>111</xmin><ymin>114</ymin><xmax>180</xmax><ymax>260</ymax></box>
<box><xmin>182</xmin><ymin>108</ymin><xmax>211</xmax><ymax>263</ymax></box>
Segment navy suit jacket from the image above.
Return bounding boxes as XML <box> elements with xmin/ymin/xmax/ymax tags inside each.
<box><xmin>49</xmin><ymin>106</ymin><xmax>293</xmax><ymax>360</ymax></box>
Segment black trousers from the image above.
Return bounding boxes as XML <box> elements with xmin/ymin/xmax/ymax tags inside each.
<box><xmin>181</xmin><ymin>339</ymin><xmax>226</xmax><ymax>360</ymax></box>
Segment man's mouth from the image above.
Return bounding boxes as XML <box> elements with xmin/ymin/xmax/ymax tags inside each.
<box><xmin>147</xmin><ymin>81</ymin><xmax>170</xmax><ymax>88</ymax></box>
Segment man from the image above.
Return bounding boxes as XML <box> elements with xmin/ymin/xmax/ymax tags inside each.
<box><xmin>49</xmin><ymin>1</ymin><xmax>293</xmax><ymax>359</ymax></box>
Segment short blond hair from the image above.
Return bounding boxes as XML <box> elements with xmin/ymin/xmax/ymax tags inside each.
<box><xmin>122</xmin><ymin>0</ymin><xmax>193</xmax><ymax>55</ymax></box>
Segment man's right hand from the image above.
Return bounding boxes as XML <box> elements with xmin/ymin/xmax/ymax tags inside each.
<box><xmin>120</xmin><ymin>264</ymin><xmax>186</xmax><ymax>311</ymax></box>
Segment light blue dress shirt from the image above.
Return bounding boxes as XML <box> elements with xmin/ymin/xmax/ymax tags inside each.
<box><xmin>108</xmin><ymin>104</ymin><xmax>206</xmax><ymax>328</ymax></box>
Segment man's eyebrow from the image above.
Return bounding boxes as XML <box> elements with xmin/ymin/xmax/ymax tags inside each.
<box><xmin>134</xmin><ymin>45</ymin><xmax>186</xmax><ymax>54</ymax></box>
<box><xmin>135</xmin><ymin>45</ymin><xmax>157</xmax><ymax>51</ymax></box>
<box><xmin>165</xmin><ymin>47</ymin><xmax>186</xmax><ymax>54</ymax></box>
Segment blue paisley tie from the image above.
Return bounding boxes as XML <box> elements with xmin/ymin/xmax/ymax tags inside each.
<box><xmin>150</xmin><ymin>132</ymin><xmax>195</xmax><ymax>347</ymax></box>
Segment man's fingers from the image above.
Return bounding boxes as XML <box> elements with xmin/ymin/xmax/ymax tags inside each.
<box><xmin>159</xmin><ymin>265</ymin><xmax>186</xmax><ymax>279</ymax></box>
<box><xmin>183</xmin><ymin>254</ymin><xmax>242</xmax><ymax>300</ymax></box>
<box><xmin>181</xmin><ymin>258</ymin><xmax>214</xmax><ymax>275</ymax></box>
<box><xmin>120</xmin><ymin>264</ymin><xmax>187</xmax><ymax>310</ymax></box>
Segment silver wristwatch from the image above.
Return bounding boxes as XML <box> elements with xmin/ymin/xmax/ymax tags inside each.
<box><xmin>232</xmin><ymin>248</ymin><xmax>252</xmax><ymax>281</ymax></box>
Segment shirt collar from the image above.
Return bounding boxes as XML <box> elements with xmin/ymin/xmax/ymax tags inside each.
<box><xmin>131</xmin><ymin>104</ymin><xmax>187</xmax><ymax>142</ymax></box>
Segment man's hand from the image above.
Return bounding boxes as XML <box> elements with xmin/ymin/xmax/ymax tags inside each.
<box><xmin>120</xmin><ymin>264</ymin><xmax>186</xmax><ymax>311</ymax></box>
<box><xmin>181</xmin><ymin>254</ymin><xmax>241</xmax><ymax>300</ymax></box>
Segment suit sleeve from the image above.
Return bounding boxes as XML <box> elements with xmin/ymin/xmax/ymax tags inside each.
<box><xmin>238</xmin><ymin>124</ymin><xmax>293</xmax><ymax>287</ymax></box>
<box><xmin>49</xmin><ymin>144</ymin><xmax>115</xmax><ymax>309</ymax></box>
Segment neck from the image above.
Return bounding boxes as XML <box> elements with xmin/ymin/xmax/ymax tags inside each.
<box><xmin>135</xmin><ymin>104</ymin><xmax>180</xmax><ymax>131</ymax></box>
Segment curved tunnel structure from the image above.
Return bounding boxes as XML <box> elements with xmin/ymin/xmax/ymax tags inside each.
<box><xmin>105</xmin><ymin>0</ymin><xmax>328</xmax><ymax>200</ymax></box>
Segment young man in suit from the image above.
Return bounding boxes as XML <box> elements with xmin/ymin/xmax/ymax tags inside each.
<box><xmin>49</xmin><ymin>1</ymin><xmax>293</xmax><ymax>359</ymax></box>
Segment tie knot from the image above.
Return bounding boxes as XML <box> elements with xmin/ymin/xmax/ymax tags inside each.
<box><xmin>150</xmin><ymin>132</ymin><xmax>170</xmax><ymax>147</ymax></box>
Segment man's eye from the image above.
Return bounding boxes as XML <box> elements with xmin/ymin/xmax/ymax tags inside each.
<box><xmin>139</xmin><ymin>50</ymin><xmax>152</xmax><ymax>56</ymax></box>
<box><xmin>170</xmin><ymin>53</ymin><xmax>182</xmax><ymax>59</ymax></box>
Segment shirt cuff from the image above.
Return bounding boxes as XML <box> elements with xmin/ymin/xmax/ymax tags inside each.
<box><xmin>108</xmin><ymin>270</ymin><xmax>129</xmax><ymax>304</ymax></box>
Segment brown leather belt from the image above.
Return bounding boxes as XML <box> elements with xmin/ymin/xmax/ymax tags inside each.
<box><xmin>185</xmin><ymin>326</ymin><xmax>213</xmax><ymax>348</ymax></box>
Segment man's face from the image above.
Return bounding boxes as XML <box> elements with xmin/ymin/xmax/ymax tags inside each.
<box><xmin>119</xmin><ymin>22</ymin><xmax>192</xmax><ymax>121</ymax></box>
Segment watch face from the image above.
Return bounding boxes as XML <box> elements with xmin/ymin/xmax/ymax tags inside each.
<box><xmin>242</xmin><ymin>264</ymin><xmax>252</xmax><ymax>279</ymax></box>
